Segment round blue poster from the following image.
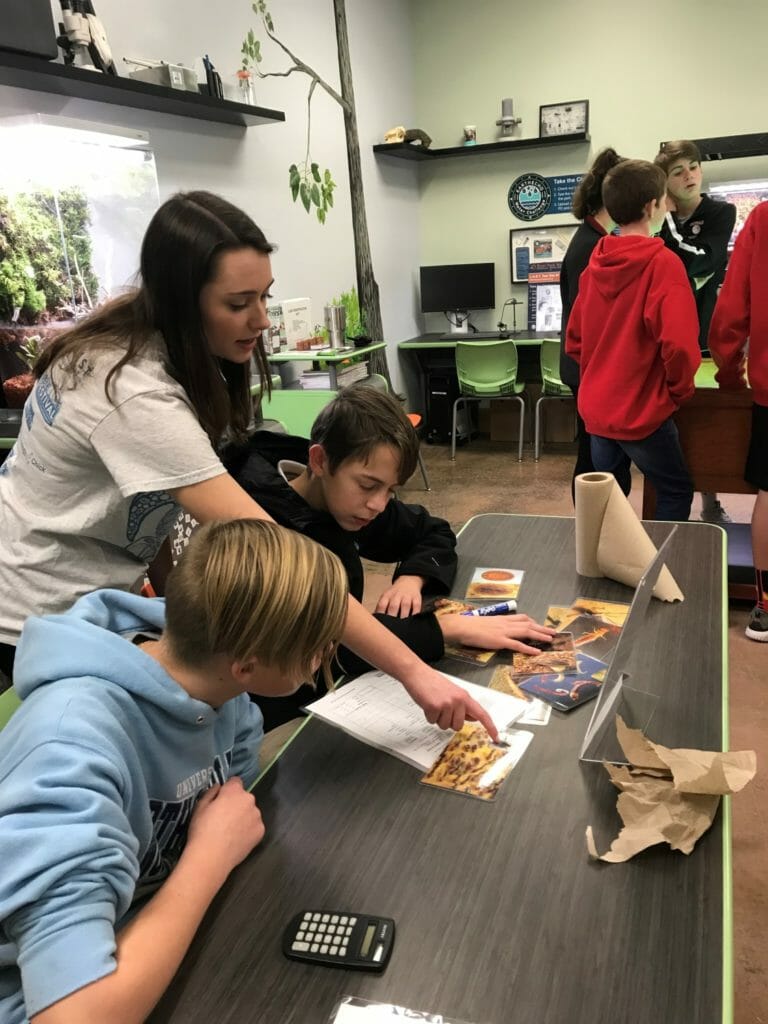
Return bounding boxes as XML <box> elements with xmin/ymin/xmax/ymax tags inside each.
<box><xmin>508</xmin><ymin>173</ymin><xmax>552</xmax><ymax>221</ymax></box>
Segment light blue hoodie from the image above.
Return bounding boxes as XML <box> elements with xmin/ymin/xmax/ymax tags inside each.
<box><xmin>0</xmin><ymin>590</ymin><xmax>263</xmax><ymax>1023</ymax></box>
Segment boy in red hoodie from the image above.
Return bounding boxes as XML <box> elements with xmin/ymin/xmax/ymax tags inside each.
<box><xmin>565</xmin><ymin>159</ymin><xmax>701</xmax><ymax>521</ymax></box>
<box><xmin>708</xmin><ymin>201</ymin><xmax>768</xmax><ymax>641</ymax></box>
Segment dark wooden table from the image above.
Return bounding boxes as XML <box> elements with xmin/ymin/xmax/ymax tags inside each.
<box><xmin>151</xmin><ymin>514</ymin><xmax>730</xmax><ymax>1024</ymax></box>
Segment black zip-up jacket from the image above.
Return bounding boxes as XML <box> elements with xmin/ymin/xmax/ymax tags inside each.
<box><xmin>660</xmin><ymin>194</ymin><xmax>736</xmax><ymax>349</ymax></box>
<box><xmin>222</xmin><ymin>431</ymin><xmax>457</xmax><ymax>729</ymax></box>
<box><xmin>559</xmin><ymin>216</ymin><xmax>608</xmax><ymax>390</ymax></box>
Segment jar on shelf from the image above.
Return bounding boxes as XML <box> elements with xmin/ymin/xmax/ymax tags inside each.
<box><xmin>236</xmin><ymin>69</ymin><xmax>255</xmax><ymax>105</ymax></box>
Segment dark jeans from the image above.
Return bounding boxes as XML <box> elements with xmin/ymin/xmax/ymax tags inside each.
<box><xmin>570</xmin><ymin>389</ymin><xmax>631</xmax><ymax>504</ymax></box>
<box><xmin>591</xmin><ymin>418</ymin><xmax>693</xmax><ymax>522</ymax></box>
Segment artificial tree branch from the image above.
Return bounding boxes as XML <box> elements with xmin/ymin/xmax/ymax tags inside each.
<box><xmin>305</xmin><ymin>78</ymin><xmax>317</xmax><ymax>170</ymax></box>
<box><xmin>259</xmin><ymin>22</ymin><xmax>350</xmax><ymax>112</ymax></box>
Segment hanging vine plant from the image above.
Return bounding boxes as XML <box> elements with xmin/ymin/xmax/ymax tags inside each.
<box><xmin>241</xmin><ymin>1</ymin><xmax>338</xmax><ymax>225</ymax></box>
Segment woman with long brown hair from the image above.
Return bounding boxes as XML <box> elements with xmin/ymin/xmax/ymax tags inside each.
<box><xmin>0</xmin><ymin>191</ymin><xmax>494</xmax><ymax>738</ymax></box>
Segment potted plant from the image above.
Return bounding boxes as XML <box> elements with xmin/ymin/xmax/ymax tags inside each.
<box><xmin>2</xmin><ymin>335</ymin><xmax>41</xmax><ymax>408</ymax></box>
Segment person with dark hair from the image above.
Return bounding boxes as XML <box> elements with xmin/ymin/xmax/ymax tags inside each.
<box><xmin>654</xmin><ymin>139</ymin><xmax>737</xmax><ymax>524</ymax></box>
<box><xmin>565</xmin><ymin>160</ymin><xmax>701</xmax><ymax>520</ymax></box>
<box><xmin>225</xmin><ymin>384</ymin><xmax>555</xmax><ymax>728</ymax></box>
<box><xmin>708</xmin><ymin>201</ymin><xmax>768</xmax><ymax>641</ymax></box>
<box><xmin>0</xmin><ymin>191</ymin><xmax>498</xmax><ymax>740</ymax></box>
<box><xmin>559</xmin><ymin>147</ymin><xmax>630</xmax><ymax>496</ymax></box>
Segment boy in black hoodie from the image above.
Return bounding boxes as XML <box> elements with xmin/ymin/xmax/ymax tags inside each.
<box><xmin>224</xmin><ymin>385</ymin><xmax>553</xmax><ymax>729</ymax></box>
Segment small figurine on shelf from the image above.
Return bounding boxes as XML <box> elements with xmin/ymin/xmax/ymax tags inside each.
<box><xmin>236</xmin><ymin>68</ymin><xmax>255</xmax><ymax>105</ymax></box>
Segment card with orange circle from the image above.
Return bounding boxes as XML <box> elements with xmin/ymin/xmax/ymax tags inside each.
<box><xmin>464</xmin><ymin>567</ymin><xmax>524</xmax><ymax>601</ymax></box>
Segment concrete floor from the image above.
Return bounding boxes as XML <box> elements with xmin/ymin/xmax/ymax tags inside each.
<box><xmin>365</xmin><ymin>439</ymin><xmax>766</xmax><ymax>1024</ymax></box>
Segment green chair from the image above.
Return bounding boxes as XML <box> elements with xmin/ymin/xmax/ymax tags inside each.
<box><xmin>451</xmin><ymin>339</ymin><xmax>526</xmax><ymax>462</ymax></box>
<box><xmin>534</xmin><ymin>338</ymin><xmax>575</xmax><ymax>461</ymax></box>
<box><xmin>257</xmin><ymin>383</ymin><xmax>431</xmax><ymax>491</ymax></box>
<box><xmin>0</xmin><ymin>687</ymin><xmax>21</xmax><ymax>730</ymax></box>
<box><xmin>256</xmin><ymin>389</ymin><xmax>339</xmax><ymax>437</ymax></box>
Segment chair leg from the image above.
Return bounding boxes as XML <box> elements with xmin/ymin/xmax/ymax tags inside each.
<box><xmin>417</xmin><ymin>449</ymin><xmax>431</xmax><ymax>490</ymax></box>
<box><xmin>517</xmin><ymin>396</ymin><xmax>525</xmax><ymax>462</ymax></box>
<box><xmin>451</xmin><ymin>397</ymin><xmax>462</xmax><ymax>460</ymax></box>
<box><xmin>534</xmin><ymin>396</ymin><xmax>545</xmax><ymax>462</ymax></box>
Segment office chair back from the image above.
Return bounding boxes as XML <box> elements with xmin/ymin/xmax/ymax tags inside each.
<box><xmin>455</xmin><ymin>339</ymin><xmax>520</xmax><ymax>396</ymax></box>
<box><xmin>539</xmin><ymin>339</ymin><xmax>572</xmax><ymax>396</ymax></box>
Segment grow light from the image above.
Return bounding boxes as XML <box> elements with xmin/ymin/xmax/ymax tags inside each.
<box><xmin>0</xmin><ymin>114</ymin><xmax>149</xmax><ymax>150</ymax></box>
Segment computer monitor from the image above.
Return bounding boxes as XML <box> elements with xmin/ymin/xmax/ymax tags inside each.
<box><xmin>707</xmin><ymin>180</ymin><xmax>768</xmax><ymax>250</ymax></box>
<box><xmin>419</xmin><ymin>263</ymin><xmax>495</xmax><ymax>317</ymax></box>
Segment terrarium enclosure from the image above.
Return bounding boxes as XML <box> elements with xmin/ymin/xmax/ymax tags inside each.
<box><xmin>0</xmin><ymin>114</ymin><xmax>160</xmax><ymax>405</ymax></box>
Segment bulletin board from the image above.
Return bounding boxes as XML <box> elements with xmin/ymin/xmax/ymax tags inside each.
<box><xmin>510</xmin><ymin>224</ymin><xmax>578</xmax><ymax>282</ymax></box>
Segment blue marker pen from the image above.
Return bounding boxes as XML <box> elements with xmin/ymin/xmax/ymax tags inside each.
<box><xmin>460</xmin><ymin>600</ymin><xmax>517</xmax><ymax>617</ymax></box>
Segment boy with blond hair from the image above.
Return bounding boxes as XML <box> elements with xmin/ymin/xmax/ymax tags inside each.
<box><xmin>0</xmin><ymin>520</ymin><xmax>348</xmax><ymax>1023</ymax></box>
<box><xmin>565</xmin><ymin>159</ymin><xmax>701</xmax><ymax>520</ymax></box>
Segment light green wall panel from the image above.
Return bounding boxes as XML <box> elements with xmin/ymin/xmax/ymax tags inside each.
<box><xmin>410</xmin><ymin>0</ymin><xmax>768</xmax><ymax>328</ymax></box>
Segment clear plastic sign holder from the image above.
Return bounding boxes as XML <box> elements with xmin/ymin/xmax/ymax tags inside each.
<box><xmin>579</xmin><ymin>527</ymin><xmax>678</xmax><ymax>765</ymax></box>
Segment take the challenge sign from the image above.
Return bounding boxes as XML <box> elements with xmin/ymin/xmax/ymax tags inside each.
<box><xmin>508</xmin><ymin>173</ymin><xmax>583</xmax><ymax>221</ymax></box>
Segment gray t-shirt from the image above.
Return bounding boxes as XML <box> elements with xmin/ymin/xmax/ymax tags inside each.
<box><xmin>0</xmin><ymin>339</ymin><xmax>225</xmax><ymax>643</ymax></box>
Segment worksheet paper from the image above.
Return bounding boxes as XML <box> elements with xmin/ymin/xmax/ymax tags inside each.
<box><xmin>305</xmin><ymin>670</ymin><xmax>529</xmax><ymax>771</ymax></box>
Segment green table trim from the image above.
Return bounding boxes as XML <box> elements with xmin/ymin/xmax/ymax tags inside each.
<box><xmin>399</xmin><ymin>336</ymin><xmax>551</xmax><ymax>349</ymax></box>
<box><xmin>719</xmin><ymin>520</ymin><xmax>733</xmax><ymax>1024</ymax></box>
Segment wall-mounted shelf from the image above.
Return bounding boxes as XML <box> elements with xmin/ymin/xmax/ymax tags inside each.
<box><xmin>373</xmin><ymin>132</ymin><xmax>590</xmax><ymax>163</ymax></box>
<box><xmin>661</xmin><ymin>133</ymin><xmax>768</xmax><ymax>162</ymax></box>
<box><xmin>0</xmin><ymin>51</ymin><xmax>285</xmax><ymax>128</ymax></box>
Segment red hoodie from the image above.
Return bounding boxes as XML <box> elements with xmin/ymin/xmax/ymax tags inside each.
<box><xmin>708</xmin><ymin>201</ymin><xmax>768</xmax><ymax>406</ymax></box>
<box><xmin>565</xmin><ymin>235</ymin><xmax>701</xmax><ymax>440</ymax></box>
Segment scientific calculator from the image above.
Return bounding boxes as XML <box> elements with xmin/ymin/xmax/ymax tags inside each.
<box><xmin>283</xmin><ymin>910</ymin><xmax>395</xmax><ymax>971</ymax></box>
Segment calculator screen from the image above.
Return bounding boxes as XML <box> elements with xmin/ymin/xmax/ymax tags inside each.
<box><xmin>360</xmin><ymin>923</ymin><xmax>375</xmax><ymax>957</ymax></box>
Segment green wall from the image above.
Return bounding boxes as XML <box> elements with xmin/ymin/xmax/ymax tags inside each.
<box><xmin>411</xmin><ymin>0</ymin><xmax>768</xmax><ymax>328</ymax></box>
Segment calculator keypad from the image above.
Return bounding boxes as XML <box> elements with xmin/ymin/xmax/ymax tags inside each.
<box><xmin>293</xmin><ymin>912</ymin><xmax>357</xmax><ymax>958</ymax></box>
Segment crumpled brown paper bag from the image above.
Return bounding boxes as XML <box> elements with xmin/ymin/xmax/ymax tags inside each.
<box><xmin>586</xmin><ymin>716</ymin><xmax>756</xmax><ymax>862</ymax></box>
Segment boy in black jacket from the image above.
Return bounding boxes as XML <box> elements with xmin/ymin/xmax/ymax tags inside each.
<box><xmin>224</xmin><ymin>385</ymin><xmax>553</xmax><ymax>729</ymax></box>
<box><xmin>655</xmin><ymin>139</ymin><xmax>737</xmax><ymax>524</ymax></box>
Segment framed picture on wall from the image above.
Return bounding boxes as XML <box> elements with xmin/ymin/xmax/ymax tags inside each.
<box><xmin>510</xmin><ymin>224</ymin><xmax>578</xmax><ymax>282</ymax></box>
<box><xmin>539</xmin><ymin>100</ymin><xmax>589</xmax><ymax>138</ymax></box>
